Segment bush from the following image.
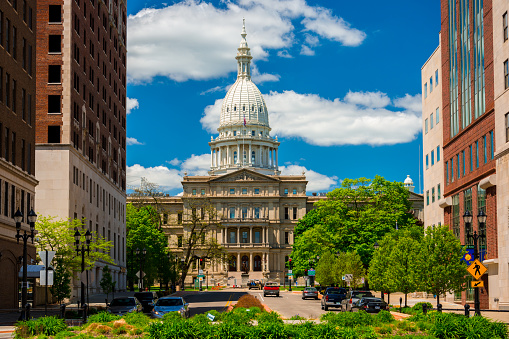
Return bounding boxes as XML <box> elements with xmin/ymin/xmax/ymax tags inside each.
<box><xmin>234</xmin><ymin>294</ymin><xmax>264</xmax><ymax>309</ymax></box>
<box><xmin>64</xmin><ymin>310</ymin><xmax>80</xmax><ymax>319</ymax></box>
<box><xmin>412</xmin><ymin>302</ymin><xmax>433</xmax><ymax>312</ymax></box>
<box><xmin>256</xmin><ymin>321</ymin><xmax>288</xmax><ymax>339</ymax></box>
<box><xmin>320</xmin><ymin>310</ymin><xmax>374</xmax><ymax>327</ymax></box>
<box><xmin>257</xmin><ymin>311</ymin><xmax>282</xmax><ymax>324</ymax></box>
<box><xmin>375</xmin><ymin>310</ymin><xmax>394</xmax><ymax>324</ymax></box>
<box><xmin>122</xmin><ymin>311</ymin><xmax>151</xmax><ymax>329</ymax></box>
<box><xmin>86</xmin><ymin>311</ymin><xmax>120</xmax><ymax>323</ymax></box>
<box><xmin>15</xmin><ymin>316</ymin><xmax>67</xmax><ymax>338</ymax></box>
<box><xmin>377</xmin><ymin>324</ymin><xmax>393</xmax><ymax>334</ymax></box>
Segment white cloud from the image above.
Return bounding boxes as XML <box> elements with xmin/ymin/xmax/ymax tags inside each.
<box><xmin>300</xmin><ymin>45</ymin><xmax>315</xmax><ymax>56</ymax></box>
<box><xmin>344</xmin><ymin>91</ymin><xmax>391</xmax><ymax>108</ymax></box>
<box><xmin>200</xmin><ymin>86</ymin><xmax>228</xmax><ymax>95</ymax></box>
<box><xmin>127</xmin><ymin>0</ymin><xmax>366</xmax><ymax>83</ymax></box>
<box><xmin>127</xmin><ymin>164</ymin><xmax>183</xmax><ymax>191</ymax></box>
<box><xmin>201</xmin><ymin>90</ymin><xmax>422</xmax><ymax>146</ymax></box>
<box><xmin>280</xmin><ymin>164</ymin><xmax>337</xmax><ymax>192</ymax></box>
<box><xmin>180</xmin><ymin>154</ymin><xmax>211</xmax><ymax>176</ymax></box>
<box><xmin>126</xmin><ymin>137</ymin><xmax>144</xmax><ymax>145</ymax></box>
<box><xmin>126</xmin><ymin>97</ymin><xmax>139</xmax><ymax>114</ymax></box>
<box><xmin>167</xmin><ymin>158</ymin><xmax>181</xmax><ymax>166</ymax></box>
<box><xmin>304</xmin><ymin>33</ymin><xmax>319</xmax><ymax>46</ymax></box>
<box><xmin>277</xmin><ymin>50</ymin><xmax>293</xmax><ymax>58</ymax></box>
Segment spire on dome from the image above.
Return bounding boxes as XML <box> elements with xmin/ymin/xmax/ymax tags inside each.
<box><xmin>236</xmin><ymin>19</ymin><xmax>252</xmax><ymax>79</ymax></box>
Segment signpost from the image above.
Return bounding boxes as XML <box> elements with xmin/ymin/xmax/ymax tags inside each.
<box><xmin>467</xmin><ymin>259</ymin><xmax>487</xmax><ymax>280</ymax></box>
<box><xmin>38</xmin><ymin>251</ymin><xmax>56</xmax><ymax>316</ymax></box>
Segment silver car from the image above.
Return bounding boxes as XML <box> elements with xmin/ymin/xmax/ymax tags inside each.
<box><xmin>302</xmin><ymin>287</ymin><xmax>318</xmax><ymax>300</ymax></box>
<box><xmin>107</xmin><ymin>297</ymin><xmax>143</xmax><ymax>315</ymax></box>
<box><xmin>151</xmin><ymin>297</ymin><xmax>190</xmax><ymax>318</ymax></box>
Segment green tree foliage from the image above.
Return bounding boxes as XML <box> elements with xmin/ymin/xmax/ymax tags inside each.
<box><xmin>315</xmin><ymin>252</ymin><xmax>337</xmax><ymax>286</ymax></box>
<box><xmin>35</xmin><ymin>216</ymin><xmax>114</xmax><ymax>300</ymax></box>
<box><xmin>292</xmin><ymin>176</ymin><xmax>416</xmax><ymax>276</ymax></box>
<box><xmin>419</xmin><ymin>225</ymin><xmax>467</xmax><ymax>306</ymax></box>
<box><xmin>126</xmin><ymin>204</ymin><xmax>169</xmax><ymax>290</ymax></box>
<box><xmin>315</xmin><ymin>251</ymin><xmax>366</xmax><ymax>288</ymax></box>
<box><xmin>100</xmin><ymin>265</ymin><xmax>116</xmax><ymax>301</ymax></box>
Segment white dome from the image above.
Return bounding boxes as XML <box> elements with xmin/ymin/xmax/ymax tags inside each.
<box><xmin>220</xmin><ymin>79</ymin><xmax>269</xmax><ymax>128</ymax></box>
<box><xmin>404</xmin><ymin>175</ymin><xmax>413</xmax><ymax>185</ymax></box>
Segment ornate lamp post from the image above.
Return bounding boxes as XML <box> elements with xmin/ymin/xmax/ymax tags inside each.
<box><xmin>464</xmin><ymin>210</ymin><xmax>486</xmax><ymax>316</ymax></box>
<box><xmin>74</xmin><ymin>229</ymin><xmax>92</xmax><ymax>312</ymax></box>
<box><xmin>15</xmin><ymin>208</ymin><xmax>37</xmax><ymax>320</ymax></box>
<box><xmin>136</xmin><ymin>248</ymin><xmax>146</xmax><ymax>291</ymax></box>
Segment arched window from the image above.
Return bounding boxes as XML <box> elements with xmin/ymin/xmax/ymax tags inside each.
<box><xmin>241</xmin><ymin>255</ymin><xmax>249</xmax><ymax>273</ymax></box>
<box><xmin>233</xmin><ymin>151</ymin><xmax>238</xmax><ymax>164</ymax></box>
<box><xmin>234</xmin><ymin>105</ymin><xmax>237</xmax><ymax>111</ymax></box>
<box><xmin>243</xmin><ymin>105</ymin><xmax>245</xmax><ymax>111</ymax></box>
<box><xmin>251</xmin><ymin>151</ymin><xmax>255</xmax><ymax>163</ymax></box>
<box><xmin>254</xmin><ymin>255</ymin><xmax>262</xmax><ymax>271</ymax></box>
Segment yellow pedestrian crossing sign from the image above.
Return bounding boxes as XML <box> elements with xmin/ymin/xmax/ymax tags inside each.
<box><xmin>467</xmin><ymin>259</ymin><xmax>487</xmax><ymax>280</ymax></box>
<box><xmin>471</xmin><ymin>280</ymin><xmax>484</xmax><ymax>288</ymax></box>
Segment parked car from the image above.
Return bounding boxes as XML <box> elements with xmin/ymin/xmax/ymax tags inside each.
<box><xmin>341</xmin><ymin>290</ymin><xmax>375</xmax><ymax>312</ymax></box>
<box><xmin>151</xmin><ymin>297</ymin><xmax>190</xmax><ymax>318</ymax></box>
<box><xmin>302</xmin><ymin>287</ymin><xmax>319</xmax><ymax>300</ymax></box>
<box><xmin>263</xmin><ymin>282</ymin><xmax>280</xmax><ymax>297</ymax></box>
<box><xmin>134</xmin><ymin>291</ymin><xmax>158</xmax><ymax>313</ymax></box>
<box><xmin>320</xmin><ymin>287</ymin><xmax>347</xmax><ymax>311</ymax></box>
<box><xmin>107</xmin><ymin>297</ymin><xmax>143</xmax><ymax>315</ymax></box>
<box><xmin>248</xmin><ymin>280</ymin><xmax>262</xmax><ymax>290</ymax></box>
<box><xmin>351</xmin><ymin>297</ymin><xmax>388</xmax><ymax>313</ymax></box>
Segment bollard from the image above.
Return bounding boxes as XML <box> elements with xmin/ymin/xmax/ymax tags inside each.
<box><xmin>399</xmin><ymin>297</ymin><xmax>402</xmax><ymax>313</ymax></box>
<box><xmin>422</xmin><ymin>303</ymin><xmax>427</xmax><ymax>315</ymax></box>
<box><xmin>83</xmin><ymin>303</ymin><xmax>88</xmax><ymax>323</ymax></box>
<box><xmin>25</xmin><ymin>303</ymin><xmax>31</xmax><ymax>319</ymax></box>
<box><xmin>464</xmin><ymin>304</ymin><xmax>470</xmax><ymax>318</ymax></box>
<box><xmin>60</xmin><ymin>304</ymin><xmax>66</xmax><ymax>319</ymax></box>
<box><xmin>437</xmin><ymin>303</ymin><xmax>442</xmax><ymax>313</ymax></box>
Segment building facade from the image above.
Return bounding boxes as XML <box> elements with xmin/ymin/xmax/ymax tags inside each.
<box><xmin>422</xmin><ymin>37</ymin><xmax>445</xmax><ymax>228</ymax></box>
<box><xmin>0</xmin><ymin>0</ymin><xmax>38</xmax><ymax>310</ymax></box>
<box><xmin>34</xmin><ymin>0</ymin><xmax>127</xmax><ymax>299</ymax></box>
<box><xmin>438</xmin><ymin>0</ymin><xmax>497</xmax><ymax>309</ymax></box>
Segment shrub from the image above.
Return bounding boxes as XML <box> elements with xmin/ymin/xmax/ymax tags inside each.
<box><xmin>234</xmin><ymin>294</ymin><xmax>264</xmax><ymax>309</ymax></box>
<box><xmin>320</xmin><ymin>310</ymin><xmax>374</xmax><ymax>327</ymax></box>
<box><xmin>86</xmin><ymin>311</ymin><xmax>120</xmax><ymax>323</ymax></box>
<box><xmin>15</xmin><ymin>316</ymin><xmax>67</xmax><ymax>338</ymax></box>
<box><xmin>257</xmin><ymin>311</ymin><xmax>283</xmax><ymax>324</ymax></box>
<box><xmin>286</xmin><ymin>322</ymin><xmax>316</xmax><ymax>339</ymax></box>
<box><xmin>256</xmin><ymin>321</ymin><xmax>288</xmax><ymax>339</ymax></box>
<box><xmin>148</xmin><ymin>321</ymin><xmax>197</xmax><ymax>339</ymax></box>
<box><xmin>122</xmin><ymin>311</ymin><xmax>151</xmax><ymax>329</ymax></box>
<box><xmin>206</xmin><ymin>309</ymin><xmax>223</xmax><ymax>321</ymax></box>
<box><xmin>289</xmin><ymin>314</ymin><xmax>306</xmax><ymax>320</ymax></box>
<box><xmin>412</xmin><ymin>302</ymin><xmax>433</xmax><ymax>312</ymax></box>
<box><xmin>375</xmin><ymin>310</ymin><xmax>394</xmax><ymax>324</ymax></box>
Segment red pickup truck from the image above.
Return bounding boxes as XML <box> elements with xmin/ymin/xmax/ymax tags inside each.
<box><xmin>263</xmin><ymin>282</ymin><xmax>280</xmax><ymax>297</ymax></box>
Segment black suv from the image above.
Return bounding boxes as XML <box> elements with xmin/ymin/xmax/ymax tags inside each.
<box><xmin>134</xmin><ymin>291</ymin><xmax>158</xmax><ymax>313</ymax></box>
<box><xmin>320</xmin><ymin>287</ymin><xmax>347</xmax><ymax>311</ymax></box>
<box><xmin>341</xmin><ymin>290</ymin><xmax>374</xmax><ymax>312</ymax></box>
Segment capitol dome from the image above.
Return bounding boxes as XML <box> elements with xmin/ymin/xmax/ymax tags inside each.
<box><xmin>404</xmin><ymin>175</ymin><xmax>415</xmax><ymax>192</ymax></box>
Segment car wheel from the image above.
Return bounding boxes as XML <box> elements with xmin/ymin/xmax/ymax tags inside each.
<box><xmin>324</xmin><ymin>305</ymin><xmax>328</xmax><ymax>311</ymax></box>
<box><xmin>321</xmin><ymin>304</ymin><xmax>324</xmax><ymax>310</ymax></box>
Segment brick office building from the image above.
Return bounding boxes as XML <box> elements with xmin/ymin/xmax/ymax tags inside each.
<box><xmin>438</xmin><ymin>0</ymin><xmax>497</xmax><ymax>309</ymax></box>
<box><xmin>34</xmin><ymin>0</ymin><xmax>128</xmax><ymax>300</ymax></box>
<box><xmin>0</xmin><ymin>0</ymin><xmax>38</xmax><ymax>310</ymax></box>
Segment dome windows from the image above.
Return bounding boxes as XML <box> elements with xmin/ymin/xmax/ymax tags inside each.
<box><xmin>251</xmin><ymin>105</ymin><xmax>254</xmax><ymax>111</ymax></box>
<box><xmin>227</xmin><ymin>107</ymin><xmax>229</xmax><ymax>112</ymax></box>
<box><xmin>234</xmin><ymin>105</ymin><xmax>237</xmax><ymax>111</ymax></box>
<box><xmin>259</xmin><ymin>106</ymin><xmax>262</xmax><ymax>112</ymax></box>
<box><xmin>243</xmin><ymin>105</ymin><xmax>246</xmax><ymax>111</ymax></box>
<box><xmin>234</xmin><ymin>151</ymin><xmax>238</xmax><ymax>164</ymax></box>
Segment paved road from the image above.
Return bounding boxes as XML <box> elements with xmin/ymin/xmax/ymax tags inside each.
<box><xmin>248</xmin><ymin>290</ymin><xmax>328</xmax><ymax>319</ymax></box>
<box><xmin>177</xmin><ymin>290</ymin><xmax>249</xmax><ymax>317</ymax></box>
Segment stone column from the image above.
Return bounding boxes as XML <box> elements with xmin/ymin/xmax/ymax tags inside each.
<box><xmin>237</xmin><ymin>144</ymin><xmax>240</xmax><ymax>164</ymax></box>
<box><xmin>210</xmin><ymin>149</ymin><xmax>213</xmax><ymax>167</ymax></box>
<box><xmin>237</xmin><ymin>227</ymin><xmax>240</xmax><ymax>245</ymax></box>
<box><xmin>275</xmin><ymin>148</ymin><xmax>278</xmax><ymax>170</ymax></box>
<box><xmin>250</xmin><ymin>252</ymin><xmax>253</xmax><ymax>272</ymax></box>
<box><xmin>218</xmin><ymin>148</ymin><xmax>221</xmax><ymax>167</ymax></box>
<box><xmin>249</xmin><ymin>143</ymin><xmax>252</xmax><ymax>164</ymax></box>
<box><xmin>266</xmin><ymin>252</ymin><xmax>270</xmax><ymax>272</ymax></box>
<box><xmin>262</xmin><ymin>226</ymin><xmax>265</xmax><ymax>243</ymax></box>
<box><xmin>250</xmin><ymin>226</ymin><xmax>253</xmax><ymax>244</ymax></box>
<box><xmin>237</xmin><ymin>253</ymin><xmax>241</xmax><ymax>272</ymax></box>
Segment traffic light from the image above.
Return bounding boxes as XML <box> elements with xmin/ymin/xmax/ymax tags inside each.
<box><xmin>304</xmin><ymin>269</ymin><xmax>308</xmax><ymax>276</ymax></box>
<box><xmin>289</xmin><ymin>258</ymin><xmax>292</xmax><ymax>269</ymax></box>
<box><xmin>200</xmin><ymin>258</ymin><xmax>204</xmax><ymax>268</ymax></box>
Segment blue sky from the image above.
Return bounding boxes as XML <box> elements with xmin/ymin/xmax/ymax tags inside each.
<box><xmin>125</xmin><ymin>0</ymin><xmax>441</xmax><ymax>195</ymax></box>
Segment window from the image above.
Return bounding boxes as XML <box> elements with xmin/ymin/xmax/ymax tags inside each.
<box><xmin>430</xmin><ymin>76</ymin><xmax>433</xmax><ymax>92</ymax></box>
<box><xmin>48</xmin><ymin>95</ymin><xmax>61</xmax><ymax>113</ymax></box>
<box><xmin>48</xmin><ymin>35</ymin><xmax>61</xmax><ymax>53</ymax></box>
<box><xmin>293</xmin><ymin>189</ymin><xmax>297</xmax><ymax>195</ymax></box>
<box><xmin>424</xmin><ymin>83</ymin><xmax>427</xmax><ymax>98</ymax></box>
<box><xmin>284</xmin><ymin>188</ymin><xmax>288</xmax><ymax>195</ymax></box>
<box><xmin>446</xmin><ymin>161</ymin><xmax>449</xmax><ymax>184</ymax></box>
<box><xmin>425</xmin><ymin>119</ymin><xmax>428</xmax><ymax>134</ymax></box>
<box><xmin>229</xmin><ymin>231</ymin><xmax>236</xmax><ymax>244</ymax></box>
<box><xmin>192</xmin><ymin>189</ymin><xmax>196</xmax><ymax>195</ymax></box>
<box><xmin>504</xmin><ymin>12</ymin><xmax>508</xmax><ymax>41</ymax></box>
<box><xmin>284</xmin><ymin>207</ymin><xmax>289</xmax><ymax>220</ymax></box>
<box><xmin>432</xmin><ymin>187</ymin><xmax>435</xmax><ymax>203</ymax></box>
<box><xmin>426</xmin><ymin>154</ymin><xmax>429</xmax><ymax>169</ymax></box>
<box><xmin>437</xmin><ymin>146</ymin><xmax>441</xmax><ymax>162</ymax></box>
<box><xmin>451</xmin><ymin>157</ymin><xmax>454</xmax><ymax>182</ymax></box>
<box><xmin>464</xmin><ymin>187</ymin><xmax>473</xmax><ymax>245</ymax></box>
<box><xmin>426</xmin><ymin>191</ymin><xmax>429</xmax><ymax>205</ymax></box>
<box><xmin>285</xmin><ymin>232</ymin><xmax>289</xmax><ymax>245</ymax></box>
<box><xmin>436</xmin><ymin>107</ymin><xmax>440</xmax><ymax>124</ymax></box>
<box><xmin>233</xmin><ymin>151</ymin><xmax>237</xmax><ymax>163</ymax></box>
<box><xmin>242</xmin><ymin>207</ymin><xmax>247</xmax><ymax>219</ymax></box>
<box><xmin>48</xmin><ymin>65</ymin><xmax>61</xmax><ymax>83</ymax></box>
<box><xmin>201</xmin><ymin>189</ymin><xmax>205</xmax><ymax>195</ymax></box>
<box><xmin>254</xmin><ymin>188</ymin><xmax>259</xmax><ymax>195</ymax></box>
<box><xmin>12</xmin><ymin>26</ymin><xmax>16</xmax><ymax>59</ymax></box>
<box><xmin>437</xmin><ymin>184</ymin><xmax>441</xmax><ymax>200</ymax></box>
<box><xmin>177</xmin><ymin>212</ymin><xmax>182</xmax><ymax>224</ymax></box>
<box><xmin>431</xmin><ymin>150</ymin><xmax>435</xmax><ymax>166</ymax></box>
<box><xmin>229</xmin><ymin>207</ymin><xmax>235</xmax><ymax>219</ymax></box>
<box><xmin>490</xmin><ymin>130</ymin><xmax>494</xmax><ymax>159</ymax></box>
<box><xmin>430</xmin><ymin>113</ymin><xmax>434</xmax><ymax>129</ymax></box>
<box><xmin>230</xmin><ymin>188</ymin><xmax>235</xmax><ymax>195</ymax></box>
<box><xmin>505</xmin><ymin>60</ymin><xmax>509</xmax><ymax>89</ymax></box>
<box><xmin>251</xmin><ymin>130</ymin><xmax>255</xmax><ymax>136</ymax></box>
<box><xmin>48</xmin><ymin>126</ymin><xmax>60</xmax><ymax>143</ymax></box>
<box><xmin>242</xmin><ymin>188</ymin><xmax>247</xmax><ymax>194</ymax></box>
<box><xmin>233</xmin><ymin>131</ymin><xmax>237</xmax><ymax>136</ymax></box>
<box><xmin>254</xmin><ymin>207</ymin><xmax>260</xmax><ymax>219</ymax></box>
<box><xmin>254</xmin><ymin>231</ymin><xmax>260</xmax><ymax>243</ymax></box>
<box><xmin>49</xmin><ymin>5</ymin><xmax>61</xmax><ymax>22</ymax></box>
<box><xmin>242</xmin><ymin>231</ymin><xmax>248</xmax><ymax>243</ymax></box>
<box><xmin>293</xmin><ymin>207</ymin><xmax>297</xmax><ymax>220</ymax></box>
<box><xmin>435</xmin><ymin>69</ymin><xmax>439</xmax><ymax>85</ymax></box>
<box><xmin>452</xmin><ymin>194</ymin><xmax>460</xmax><ymax>239</ymax></box>
<box><xmin>251</xmin><ymin>151</ymin><xmax>255</xmax><ymax>163</ymax></box>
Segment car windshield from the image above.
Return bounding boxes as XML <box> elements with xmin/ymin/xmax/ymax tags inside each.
<box><xmin>266</xmin><ymin>282</ymin><xmax>279</xmax><ymax>286</ymax></box>
<box><xmin>156</xmin><ymin>299</ymin><xmax>183</xmax><ymax>307</ymax></box>
<box><xmin>305</xmin><ymin>288</ymin><xmax>317</xmax><ymax>292</ymax></box>
<box><xmin>110</xmin><ymin>298</ymin><xmax>136</xmax><ymax>306</ymax></box>
<box><xmin>361</xmin><ymin>298</ymin><xmax>381</xmax><ymax>303</ymax></box>
<box><xmin>353</xmin><ymin>292</ymin><xmax>373</xmax><ymax>298</ymax></box>
<box><xmin>327</xmin><ymin>289</ymin><xmax>345</xmax><ymax>294</ymax></box>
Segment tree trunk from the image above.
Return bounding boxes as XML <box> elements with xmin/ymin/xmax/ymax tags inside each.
<box><xmin>437</xmin><ymin>294</ymin><xmax>440</xmax><ymax>308</ymax></box>
<box><xmin>405</xmin><ymin>293</ymin><xmax>408</xmax><ymax>307</ymax></box>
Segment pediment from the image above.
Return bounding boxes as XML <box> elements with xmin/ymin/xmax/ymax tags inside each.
<box><xmin>211</xmin><ymin>169</ymin><xmax>279</xmax><ymax>183</ymax></box>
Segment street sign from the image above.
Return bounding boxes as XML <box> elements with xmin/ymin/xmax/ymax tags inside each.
<box><xmin>288</xmin><ymin>270</ymin><xmax>292</xmax><ymax>274</ymax></box>
<box><xmin>40</xmin><ymin>268</ymin><xmax>54</xmax><ymax>286</ymax></box>
<box><xmin>38</xmin><ymin>251</ymin><xmax>56</xmax><ymax>268</ymax></box>
<box><xmin>344</xmin><ymin>274</ymin><xmax>353</xmax><ymax>281</ymax></box>
<box><xmin>136</xmin><ymin>271</ymin><xmax>145</xmax><ymax>279</ymax></box>
<box><xmin>199</xmin><ymin>277</ymin><xmax>203</xmax><ymax>282</ymax></box>
<box><xmin>471</xmin><ymin>280</ymin><xmax>484</xmax><ymax>288</ymax></box>
<box><xmin>467</xmin><ymin>259</ymin><xmax>487</xmax><ymax>280</ymax></box>
<box><xmin>308</xmin><ymin>269</ymin><xmax>315</xmax><ymax>276</ymax></box>
<box><xmin>199</xmin><ymin>269</ymin><xmax>204</xmax><ymax>275</ymax></box>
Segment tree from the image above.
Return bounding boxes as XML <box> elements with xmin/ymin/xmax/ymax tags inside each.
<box><xmin>419</xmin><ymin>225</ymin><xmax>467</xmax><ymax>306</ymax></box>
<box><xmin>129</xmin><ymin>177</ymin><xmax>167</xmax><ymax>230</ymax></box>
<box><xmin>126</xmin><ymin>204</ymin><xmax>169</xmax><ymax>291</ymax></box>
<box><xmin>292</xmin><ymin>176</ymin><xmax>417</xmax><ymax>276</ymax></box>
<box><xmin>315</xmin><ymin>252</ymin><xmax>337</xmax><ymax>286</ymax></box>
<box><xmin>341</xmin><ymin>251</ymin><xmax>366</xmax><ymax>289</ymax></box>
<box><xmin>35</xmin><ymin>216</ymin><xmax>114</xmax><ymax>298</ymax></box>
<box><xmin>100</xmin><ymin>265</ymin><xmax>116</xmax><ymax>301</ymax></box>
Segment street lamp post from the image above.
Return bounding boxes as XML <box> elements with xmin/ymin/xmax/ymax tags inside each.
<box><xmin>74</xmin><ymin>229</ymin><xmax>92</xmax><ymax>314</ymax></box>
<box><xmin>15</xmin><ymin>209</ymin><xmax>37</xmax><ymax>320</ymax></box>
<box><xmin>464</xmin><ymin>210</ymin><xmax>486</xmax><ymax>316</ymax></box>
<box><xmin>136</xmin><ymin>248</ymin><xmax>147</xmax><ymax>291</ymax></box>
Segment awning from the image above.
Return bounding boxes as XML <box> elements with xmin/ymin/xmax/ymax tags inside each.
<box><xmin>19</xmin><ymin>265</ymin><xmax>45</xmax><ymax>278</ymax></box>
